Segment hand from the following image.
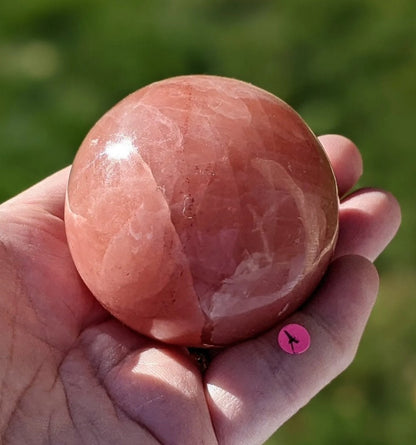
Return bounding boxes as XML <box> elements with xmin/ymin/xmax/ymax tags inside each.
<box><xmin>0</xmin><ymin>135</ymin><xmax>400</xmax><ymax>444</ymax></box>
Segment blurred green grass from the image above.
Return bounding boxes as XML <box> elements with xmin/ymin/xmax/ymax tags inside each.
<box><xmin>0</xmin><ymin>1</ymin><xmax>414</xmax><ymax>443</ymax></box>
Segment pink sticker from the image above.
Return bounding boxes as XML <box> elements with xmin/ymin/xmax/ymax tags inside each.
<box><xmin>278</xmin><ymin>323</ymin><xmax>310</xmax><ymax>355</ymax></box>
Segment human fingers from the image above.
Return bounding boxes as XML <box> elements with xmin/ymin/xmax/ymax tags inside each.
<box><xmin>318</xmin><ymin>134</ymin><xmax>363</xmax><ymax>197</ymax></box>
<box><xmin>64</xmin><ymin>320</ymin><xmax>218</xmax><ymax>445</ymax></box>
<box><xmin>318</xmin><ymin>135</ymin><xmax>401</xmax><ymax>262</ymax></box>
<box><xmin>205</xmin><ymin>255</ymin><xmax>378</xmax><ymax>445</ymax></box>
<box><xmin>1</xmin><ymin>166</ymin><xmax>71</xmax><ymax>219</ymax></box>
<box><xmin>335</xmin><ymin>188</ymin><xmax>401</xmax><ymax>261</ymax></box>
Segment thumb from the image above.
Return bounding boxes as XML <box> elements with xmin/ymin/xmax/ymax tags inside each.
<box><xmin>1</xmin><ymin>166</ymin><xmax>71</xmax><ymax>219</ymax></box>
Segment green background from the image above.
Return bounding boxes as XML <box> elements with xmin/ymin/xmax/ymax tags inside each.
<box><xmin>0</xmin><ymin>0</ymin><xmax>415</xmax><ymax>443</ymax></box>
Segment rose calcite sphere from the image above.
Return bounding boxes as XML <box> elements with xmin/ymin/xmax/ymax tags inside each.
<box><xmin>65</xmin><ymin>75</ymin><xmax>338</xmax><ymax>347</ymax></box>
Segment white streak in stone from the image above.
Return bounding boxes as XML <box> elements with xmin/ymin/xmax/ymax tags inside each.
<box><xmin>278</xmin><ymin>302</ymin><xmax>290</xmax><ymax>317</ymax></box>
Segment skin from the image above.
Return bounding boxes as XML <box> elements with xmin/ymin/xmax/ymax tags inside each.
<box><xmin>0</xmin><ymin>135</ymin><xmax>401</xmax><ymax>445</ymax></box>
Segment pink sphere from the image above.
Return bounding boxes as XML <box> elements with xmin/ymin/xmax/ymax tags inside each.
<box><xmin>65</xmin><ymin>75</ymin><xmax>338</xmax><ymax>347</ymax></box>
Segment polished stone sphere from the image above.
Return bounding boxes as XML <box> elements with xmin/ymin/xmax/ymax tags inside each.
<box><xmin>65</xmin><ymin>75</ymin><xmax>338</xmax><ymax>347</ymax></box>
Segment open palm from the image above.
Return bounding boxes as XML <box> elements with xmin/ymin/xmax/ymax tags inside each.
<box><xmin>0</xmin><ymin>135</ymin><xmax>400</xmax><ymax>445</ymax></box>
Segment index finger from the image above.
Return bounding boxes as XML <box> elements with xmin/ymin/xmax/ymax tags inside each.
<box><xmin>318</xmin><ymin>134</ymin><xmax>363</xmax><ymax>197</ymax></box>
